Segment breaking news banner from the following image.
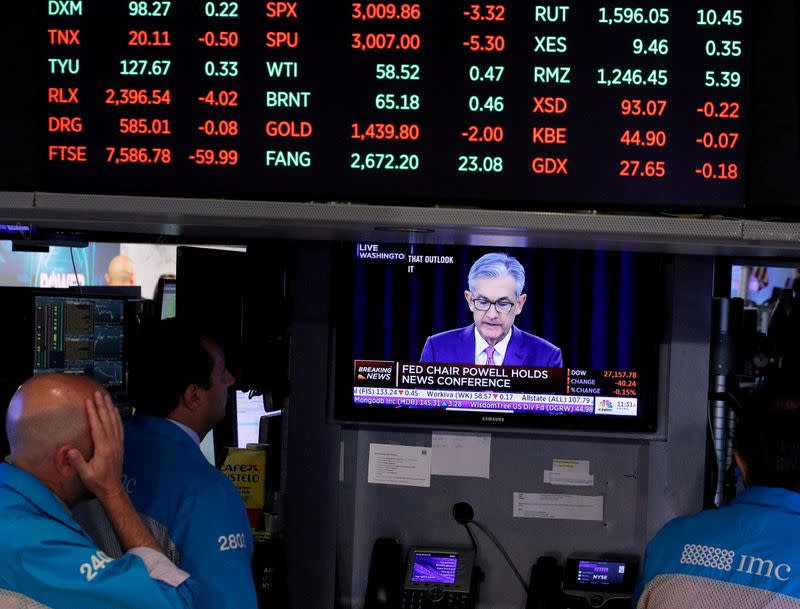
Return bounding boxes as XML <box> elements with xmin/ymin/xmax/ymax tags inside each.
<box><xmin>352</xmin><ymin>360</ymin><xmax>639</xmax><ymax>417</ymax></box>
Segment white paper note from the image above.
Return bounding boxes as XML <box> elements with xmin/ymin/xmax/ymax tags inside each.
<box><xmin>552</xmin><ymin>459</ymin><xmax>590</xmax><ymax>474</ymax></box>
<box><xmin>545</xmin><ymin>459</ymin><xmax>594</xmax><ymax>486</ymax></box>
<box><xmin>431</xmin><ymin>432</ymin><xmax>491</xmax><ymax>478</ymax></box>
<box><xmin>544</xmin><ymin>470</ymin><xmax>595</xmax><ymax>486</ymax></box>
<box><xmin>368</xmin><ymin>443</ymin><xmax>431</xmax><ymax>487</ymax></box>
<box><xmin>513</xmin><ymin>492</ymin><xmax>604</xmax><ymax>521</ymax></box>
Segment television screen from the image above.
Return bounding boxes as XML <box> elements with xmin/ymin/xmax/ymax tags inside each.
<box><xmin>731</xmin><ymin>263</ymin><xmax>798</xmax><ymax>307</ymax></box>
<box><xmin>333</xmin><ymin>243</ymin><xmax>665</xmax><ymax>432</ymax></box>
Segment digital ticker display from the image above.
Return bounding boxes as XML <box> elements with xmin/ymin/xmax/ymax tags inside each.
<box><xmin>2</xmin><ymin>1</ymin><xmax>752</xmax><ymax>208</ymax></box>
<box><xmin>353</xmin><ymin>361</ymin><xmax>639</xmax><ymax>417</ymax></box>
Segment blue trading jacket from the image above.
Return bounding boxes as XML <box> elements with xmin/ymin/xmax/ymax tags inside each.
<box><xmin>0</xmin><ymin>461</ymin><xmax>197</xmax><ymax>609</ymax></box>
<box><xmin>635</xmin><ymin>486</ymin><xmax>800</xmax><ymax>608</ymax></box>
<box><xmin>123</xmin><ymin>414</ymin><xmax>257</xmax><ymax>609</ymax></box>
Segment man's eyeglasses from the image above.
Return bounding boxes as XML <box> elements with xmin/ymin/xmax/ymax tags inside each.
<box><xmin>470</xmin><ymin>296</ymin><xmax>516</xmax><ymax>313</ymax></box>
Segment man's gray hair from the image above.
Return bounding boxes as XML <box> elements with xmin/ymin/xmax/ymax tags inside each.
<box><xmin>467</xmin><ymin>252</ymin><xmax>525</xmax><ymax>298</ymax></box>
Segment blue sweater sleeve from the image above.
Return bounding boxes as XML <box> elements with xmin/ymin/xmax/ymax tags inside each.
<box><xmin>2</xmin><ymin>521</ymin><xmax>198</xmax><ymax>609</ymax></box>
<box><xmin>175</xmin><ymin>479</ymin><xmax>258</xmax><ymax>609</ymax></box>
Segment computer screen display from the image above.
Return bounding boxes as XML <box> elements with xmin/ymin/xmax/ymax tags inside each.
<box><xmin>576</xmin><ymin>561</ymin><xmax>627</xmax><ymax>587</ymax></box>
<box><xmin>564</xmin><ymin>557</ymin><xmax>638</xmax><ymax>593</ymax></box>
<box><xmin>411</xmin><ymin>552</ymin><xmax>458</xmax><ymax>585</ymax></box>
<box><xmin>33</xmin><ymin>294</ymin><xmax>126</xmax><ymax>388</ymax></box>
<box><xmin>159</xmin><ymin>280</ymin><xmax>177</xmax><ymax>320</ymax></box>
<box><xmin>334</xmin><ymin>242</ymin><xmax>665</xmax><ymax>432</ymax></box>
<box><xmin>236</xmin><ymin>391</ymin><xmax>264</xmax><ymax>448</ymax></box>
<box><xmin>731</xmin><ymin>264</ymin><xmax>798</xmax><ymax>307</ymax></box>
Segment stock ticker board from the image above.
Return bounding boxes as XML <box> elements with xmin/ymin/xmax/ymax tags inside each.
<box><xmin>18</xmin><ymin>1</ymin><xmax>753</xmax><ymax>207</ymax></box>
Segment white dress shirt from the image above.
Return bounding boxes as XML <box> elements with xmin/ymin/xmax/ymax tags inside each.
<box><xmin>167</xmin><ymin>418</ymin><xmax>200</xmax><ymax>445</ymax></box>
<box><xmin>473</xmin><ymin>326</ymin><xmax>513</xmax><ymax>365</ymax></box>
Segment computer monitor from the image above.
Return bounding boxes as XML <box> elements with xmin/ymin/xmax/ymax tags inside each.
<box><xmin>236</xmin><ymin>391</ymin><xmax>265</xmax><ymax>448</ymax></box>
<box><xmin>0</xmin><ymin>288</ymin><xmax>130</xmax><ymax>456</ymax></box>
<box><xmin>176</xmin><ymin>244</ymin><xmax>290</xmax><ymax>397</ymax></box>
<box><xmin>727</xmin><ymin>260</ymin><xmax>800</xmax><ymax>377</ymax></box>
<box><xmin>33</xmin><ymin>293</ymin><xmax>127</xmax><ymax>389</ymax></box>
<box><xmin>68</xmin><ymin>285</ymin><xmax>142</xmax><ymax>299</ymax></box>
<box><xmin>154</xmin><ymin>277</ymin><xmax>177</xmax><ymax>320</ymax></box>
<box><xmin>731</xmin><ymin>263</ymin><xmax>798</xmax><ymax>309</ymax></box>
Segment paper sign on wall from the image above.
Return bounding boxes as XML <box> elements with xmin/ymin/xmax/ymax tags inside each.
<box><xmin>431</xmin><ymin>432</ymin><xmax>491</xmax><ymax>478</ymax></box>
<box><xmin>513</xmin><ymin>492</ymin><xmax>603</xmax><ymax>521</ymax></box>
<box><xmin>368</xmin><ymin>443</ymin><xmax>431</xmax><ymax>487</ymax></box>
<box><xmin>544</xmin><ymin>459</ymin><xmax>594</xmax><ymax>486</ymax></box>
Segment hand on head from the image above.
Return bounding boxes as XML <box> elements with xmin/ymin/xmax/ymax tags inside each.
<box><xmin>5</xmin><ymin>374</ymin><xmax>123</xmax><ymax>506</ymax></box>
<box><xmin>65</xmin><ymin>390</ymin><xmax>125</xmax><ymax>502</ymax></box>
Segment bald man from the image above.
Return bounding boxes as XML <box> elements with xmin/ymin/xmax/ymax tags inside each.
<box><xmin>0</xmin><ymin>374</ymin><xmax>198</xmax><ymax>609</ymax></box>
<box><xmin>105</xmin><ymin>255</ymin><xmax>136</xmax><ymax>286</ymax></box>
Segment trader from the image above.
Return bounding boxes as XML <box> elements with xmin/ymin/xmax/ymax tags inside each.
<box><xmin>635</xmin><ymin>385</ymin><xmax>800</xmax><ymax>608</ymax></box>
<box><xmin>0</xmin><ymin>374</ymin><xmax>197</xmax><ymax>609</ymax></box>
<box><xmin>420</xmin><ymin>252</ymin><xmax>562</xmax><ymax>367</ymax></box>
<box><xmin>124</xmin><ymin>318</ymin><xmax>257</xmax><ymax>609</ymax></box>
<box><xmin>104</xmin><ymin>254</ymin><xmax>137</xmax><ymax>286</ymax></box>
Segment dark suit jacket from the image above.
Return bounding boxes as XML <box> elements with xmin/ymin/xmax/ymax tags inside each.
<box><xmin>420</xmin><ymin>324</ymin><xmax>563</xmax><ymax>367</ymax></box>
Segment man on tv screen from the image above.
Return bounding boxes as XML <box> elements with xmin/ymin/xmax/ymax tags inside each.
<box><xmin>420</xmin><ymin>252</ymin><xmax>563</xmax><ymax>367</ymax></box>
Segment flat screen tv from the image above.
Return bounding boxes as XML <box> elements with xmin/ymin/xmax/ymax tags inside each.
<box><xmin>332</xmin><ymin>242</ymin><xmax>666</xmax><ymax>432</ymax></box>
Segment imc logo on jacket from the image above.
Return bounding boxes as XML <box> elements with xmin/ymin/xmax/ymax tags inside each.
<box><xmin>681</xmin><ymin>543</ymin><xmax>792</xmax><ymax>582</ymax></box>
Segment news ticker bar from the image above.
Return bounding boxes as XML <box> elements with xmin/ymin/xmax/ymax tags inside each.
<box><xmin>353</xmin><ymin>387</ymin><xmax>638</xmax><ymax>416</ymax></box>
<box><xmin>353</xmin><ymin>360</ymin><xmax>640</xmax><ymax>397</ymax></box>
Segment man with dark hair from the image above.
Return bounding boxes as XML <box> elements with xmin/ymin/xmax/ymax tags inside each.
<box><xmin>123</xmin><ymin>318</ymin><xmax>257</xmax><ymax>609</ymax></box>
<box><xmin>634</xmin><ymin>388</ymin><xmax>800</xmax><ymax>608</ymax></box>
<box><xmin>0</xmin><ymin>374</ymin><xmax>197</xmax><ymax>609</ymax></box>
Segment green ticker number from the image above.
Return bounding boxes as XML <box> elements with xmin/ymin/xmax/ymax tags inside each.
<box><xmin>128</xmin><ymin>1</ymin><xmax>171</xmax><ymax>16</ymax></box>
<box><xmin>458</xmin><ymin>156</ymin><xmax>503</xmax><ymax>173</ymax></box>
